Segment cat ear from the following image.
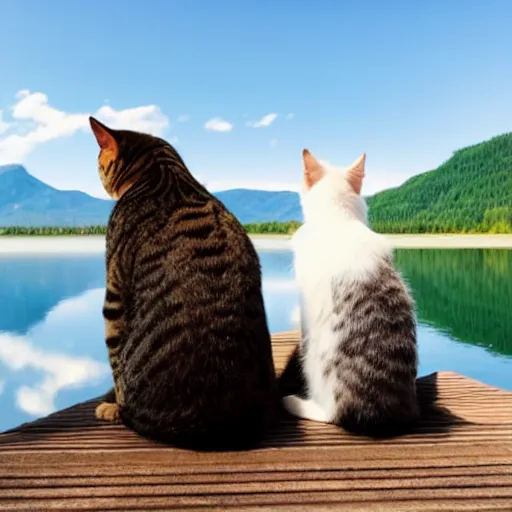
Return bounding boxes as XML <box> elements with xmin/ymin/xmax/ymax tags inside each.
<box><xmin>89</xmin><ymin>116</ymin><xmax>118</xmax><ymax>153</ymax></box>
<box><xmin>302</xmin><ymin>149</ymin><xmax>325</xmax><ymax>190</ymax></box>
<box><xmin>345</xmin><ymin>153</ymin><xmax>366</xmax><ymax>195</ymax></box>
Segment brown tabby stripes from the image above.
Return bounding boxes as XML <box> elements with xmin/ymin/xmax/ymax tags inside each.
<box><xmin>89</xmin><ymin>117</ymin><xmax>278</xmax><ymax>450</ymax></box>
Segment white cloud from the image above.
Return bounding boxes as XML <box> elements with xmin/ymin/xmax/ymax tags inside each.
<box><xmin>286</xmin><ymin>113</ymin><xmax>294</xmax><ymax>120</ymax></box>
<box><xmin>177</xmin><ymin>115</ymin><xmax>190</xmax><ymax>123</ymax></box>
<box><xmin>270</xmin><ymin>138</ymin><xmax>278</xmax><ymax>148</ymax></box>
<box><xmin>95</xmin><ymin>104</ymin><xmax>168</xmax><ymax>134</ymax></box>
<box><xmin>246</xmin><ymin>113</ymin><xmax>278</xmax><ymax>128</ymax></box>
<box><xmin>204</xmin><ymin>117</ymin><xmax>233</xmax><ymax>132</ymax></box>
<box><xmin>0</xmin><ymin>90</ymin><xmax>170</xmax><ymax>165</ymax></box>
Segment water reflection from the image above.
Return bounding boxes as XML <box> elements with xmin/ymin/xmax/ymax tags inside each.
<box><xmin>414</xmin><ymin>326</ymin><xmax>512</xmax><ymax>391</ymax></box>
<box><xmin>394</xmin><ymin>249</ymin><xmax>512</xmax><ymax>357</ymax></box>
<box><xmin>0</xmin><ymin>255</ymin><xmax>104</xmax><ymax>334</ymax></box>
<box><xmin>0</xmin><ymin>247</ymin><xmax>510</xmax><ymax>433</ymax></box>
<box><xmin>0</xmin><ymin>251</ymin><xmax>301</xmax><ymax>431</ymax></box>
<box><xmin>0</xmin><ymin>286</ymin><xmax>110</xmax><ymax>431</ymax></box>
<box><xmin>0</xmin><ymin>331</ymin><xmax>108</xmax><ymax>417</ymax></box>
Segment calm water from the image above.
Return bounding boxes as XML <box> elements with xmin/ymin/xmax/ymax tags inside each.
<box><xmin>0</xmin><ymin>247</ymin><xmax>511</xmax><ymax>432</ymax></box>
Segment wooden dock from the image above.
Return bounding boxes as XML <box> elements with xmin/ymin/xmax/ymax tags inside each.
<box><xmin>1</xmin><ymin>330</ymin><xmax>512</xmax><ymax>511</ymax></box>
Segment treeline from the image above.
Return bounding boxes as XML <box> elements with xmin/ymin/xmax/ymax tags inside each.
<box><xmin>369</xmin><ymin>207</ymin><xmax>512</xmax><ymax>234</ymax></box>
<box><xmin>367</xmin><ymin>132</ymin><xmax>512</xmax><ymax>234</ymax></box>
<box><xmin>1</xmin><ymin>216</ymin><xmax>511</xmax><ymax>236</ymax></box>
<box><xmin>0</xmin><ymin>222</ymin><xmax>303</xmax><ymax>237</ymax></box>
<box><xmin>0</xmin><ymin>226</ymin><xmax>108</xmax><ymax>236</ymax></box>
<box><xmin>244</xmin><ymin>221</ymin><xmax>301</xmax><ymax>234</ymax></box>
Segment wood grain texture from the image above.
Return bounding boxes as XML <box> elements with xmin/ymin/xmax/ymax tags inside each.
<box><xmin>1</xmin><ymin>330</ymin><xmax>512</xmax><ymax>511</ymax></box>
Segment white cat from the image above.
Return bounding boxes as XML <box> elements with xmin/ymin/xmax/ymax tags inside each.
<box><xmin>281</xmin><ymin>149</ymin><xmax>418</xmax><ymax>436</ymax></box>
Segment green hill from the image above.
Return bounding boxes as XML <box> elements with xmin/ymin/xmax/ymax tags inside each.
<box><xmin>367</xmin><ymin>133</ymin><xmax>512</xmax><ymax>233</ymax></box>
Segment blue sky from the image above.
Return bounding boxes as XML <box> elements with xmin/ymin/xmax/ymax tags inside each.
<box><xmin>1</xmin><ymin>0</ymin><xmax>512</xmax><ymax>198</ymax></box>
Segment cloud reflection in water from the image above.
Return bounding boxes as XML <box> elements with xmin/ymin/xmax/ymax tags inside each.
<box><xmin>0</xmin><ymin>276</ymin><xmax>299</xmax><ymax>425</ymax></box>
<box><xmin>0</xmin><ymin>288</ymin><xmax>109</xmax><ymax>419</ymax></box>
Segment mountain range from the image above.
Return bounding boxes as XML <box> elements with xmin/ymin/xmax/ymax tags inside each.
<box><xmin>0</xmin><ymin>164</ymin><xmax>302</xmax><ymax>226</ymax></box>
<box><xmin>1</xmin><ymin>131</ymin><xmax>511</xmax><ymax>232</ymax></box>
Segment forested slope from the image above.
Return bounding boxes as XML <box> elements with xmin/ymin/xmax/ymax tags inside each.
<box><xmin>368</xmin><ymin>133</ymin><xmax>512</xmax><ymax>233</ymax></box>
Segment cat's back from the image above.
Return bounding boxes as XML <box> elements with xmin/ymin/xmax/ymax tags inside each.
<box><xmin>322</xmin><ymin>221</ymin><xmax>415</xmax><ymax>336</ymax></box>
<box><xmin>133</xmin><ymin>193</ymin><xmax>264</xmax><ymax>330</ymax></box>
<box><xmin>110</xmin><ymin>181</ymin><xmax>260</xmax><ymax>285</ymax></box>
<box><xmin>110</xmin><ymin>174</ymin><xmax>277</xmax><ymax>449</ymax></box>
<box><xmin>330</xmin><ymin>253</ymin><xmax>419</xmax><ymax>434</ymax></box>
<box><xmin>115</xmin><ymin>181</ymin><xmax>268</xmax><ymax>342</ymax></box>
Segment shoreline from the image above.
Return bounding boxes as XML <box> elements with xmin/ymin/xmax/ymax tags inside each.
<box><xmin>383</xmin><ymin>233</ymin><xmax>512</xmax><ymax>249</ymax></box>
<box><xmin>0</xmin><ymin>234</ymin><xmax>511</xmax><ymax>254</ymax></box>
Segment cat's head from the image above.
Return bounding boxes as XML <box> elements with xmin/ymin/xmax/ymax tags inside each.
<box><xmin>89</xmin><ymin>116</ymin><xmax>169</xmax><ymax>200</ymax></box>
<box><xmin>299</xmin><ymin>148</ymin><xmax>368</xmax><ymax>224</ymax></box>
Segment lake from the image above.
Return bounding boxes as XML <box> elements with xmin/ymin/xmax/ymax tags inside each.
<box><xmin>0</xmin><ymin>242</ymin><xmax>511</xmax><ymax>433</ymax></box>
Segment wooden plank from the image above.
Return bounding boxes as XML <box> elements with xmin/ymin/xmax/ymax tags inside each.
<box><xmin>1</xmin><ymin>330</ymin><xmax>511</xmax><ymax>511</ymax></box>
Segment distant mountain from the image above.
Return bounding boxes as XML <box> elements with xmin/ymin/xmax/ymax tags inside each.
<box><xmin>0</xmin><ymin>165</ymin><xmax>302</xmax><ymax>227</ymax></box>
<box><xmin>367</xmin><ymin>133</ymin><xmax>512</xmax><ymax>233</ymax></box>
<box><xmin>0</xmin><ymin>165</ymin><xmax>114</xmax><ymax>227</ymax></box>
<box><xmin>215</xmin><ymin>189</ymin><xmax>301</xmax><ymax>223</ymax></box>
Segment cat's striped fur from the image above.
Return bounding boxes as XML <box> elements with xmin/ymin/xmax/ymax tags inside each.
<box><xmin>280</xmin><ymin>149</ymin><xmax>419</xmax><ymax>437</ymax></box>
<box><xmin>89</xmin><ymin>117</ymin><xmax>278</xmax><ymax>450</ymax></box>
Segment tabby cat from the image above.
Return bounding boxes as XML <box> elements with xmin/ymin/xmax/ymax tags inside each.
<box><xmin>280</xmin><ymin>149</ymin><xmax>419</xmax><ymax>437</ymax></box>
<box><xmin>89</xmin><ymin>117</ymin><xmax>278</xmax><ymax>450</ymax></box>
